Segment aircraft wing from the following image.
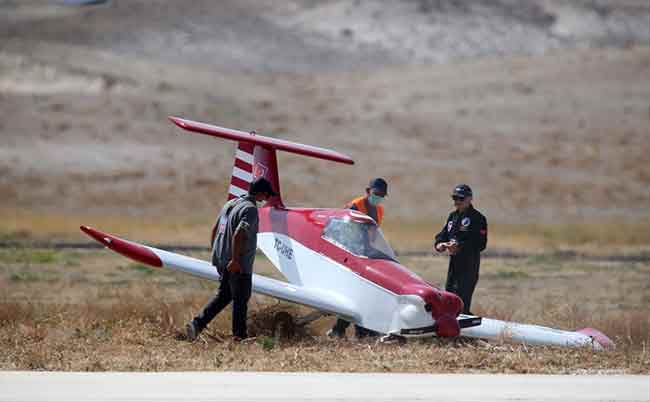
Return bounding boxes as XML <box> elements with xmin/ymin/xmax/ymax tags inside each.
<box><xmin>460</xmin><ymin>316</ymin><xmax>615</xmax><ymax>350</ymax></box>
<box><xmin>80</xmin><ymin>226</ymin><xmax>360</xmax><ymax>322</ymax></box>
<box><xmin>78</xmin><ymin>225</ymin><xmax>614</xmax><ymax>349</ymax></box>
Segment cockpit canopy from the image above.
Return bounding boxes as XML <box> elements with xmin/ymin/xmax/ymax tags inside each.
<box><xmin>322</xmin><ymin>217</ymin><xmax>397</xmax><ymax>261</ymax></box>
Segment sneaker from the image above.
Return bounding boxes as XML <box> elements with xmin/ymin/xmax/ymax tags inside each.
<box><xmin>379</xmin><ymin>334</ymin><xmax>406</xmax><ymax>345</ymax></box>
<box><xmin>232</xmin><ymin>335</ymin><xmax>255</xmax><ymax>344</ymax></box>
<box><xmin>326</xmin><ymin>328</ymin><xmax>344</xmax><ymax>338</ymax></box>
<box><xmin>185</xmin><ymin>322</ymin><xmax>199</xmax><ymax>342</ymax></box>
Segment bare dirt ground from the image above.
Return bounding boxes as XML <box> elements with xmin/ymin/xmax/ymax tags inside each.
<box><xmin>0</xmin><ymin>248</ymin><xmax>648</xmax><ymax>373</ymax></box>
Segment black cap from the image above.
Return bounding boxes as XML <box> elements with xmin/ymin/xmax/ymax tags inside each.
<box><xmin>249</xmin><ymin>177</ymin><xmax>278</xmax><ymax>196</ymax></box>
<box><xmin>368</xmin><ymin>177</ymin><xmax>388</xmax><ymax>195</ymax></box>
<box><xmin>451</xmin><ymin>184</ymin><xmax>473</xmax><ymax>199</ymax></box>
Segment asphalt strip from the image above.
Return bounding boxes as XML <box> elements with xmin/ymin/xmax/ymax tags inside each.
<box><xmin>0</xmin><ymin>372</ymin><xmax>648</xmax><ymax>402</ymax></box>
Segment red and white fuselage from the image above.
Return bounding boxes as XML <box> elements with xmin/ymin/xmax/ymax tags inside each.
<box><xmin>256</xmin><ymin>207</ymin><xmax>462</xmax><ymax>337</ymax></box>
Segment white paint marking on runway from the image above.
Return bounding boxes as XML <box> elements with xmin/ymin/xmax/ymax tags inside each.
<box><xmin>0</xmin><ymin>372</ymin><xmax>648</xmax><ymax>402</ymax></box>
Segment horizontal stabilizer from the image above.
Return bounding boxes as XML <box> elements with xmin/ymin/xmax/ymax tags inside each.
<box><xmin>169</xmin><ymin>116</ymin><xmax>354</xmax><ymax>165</ymax></box>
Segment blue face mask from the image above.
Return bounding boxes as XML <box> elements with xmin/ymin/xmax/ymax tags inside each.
<box><xmin>368</xmin><ymin>194</ymin><xmax>384</xmax><ymax>206</ymax></box>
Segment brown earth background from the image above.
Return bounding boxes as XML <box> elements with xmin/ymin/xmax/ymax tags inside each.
<box><xmin>2</xmin><ymin>0</ymin><xmax>649</xmax><ymax>227</ymax></box>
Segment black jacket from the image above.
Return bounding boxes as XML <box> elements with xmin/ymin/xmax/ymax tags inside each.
<box><xmin>434</xmin><ymin>205</ymin><xmax>488</xmax><ymax>257</ymax></box>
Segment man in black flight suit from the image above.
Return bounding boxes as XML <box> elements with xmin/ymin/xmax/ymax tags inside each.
<box><xmin>433</xmin><ymin>184</ymin><xmax>487</xmax><ymax>315</ymax></box>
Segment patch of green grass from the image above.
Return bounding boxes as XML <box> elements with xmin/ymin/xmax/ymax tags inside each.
<box><xmin>0</xmin><ymin>249</ymin><xmax>59</xmax><ymax>265</ymax></box>
<box><xmin>64</xmin><ymin>259</ymin><xmax>81</xmax><ymax>268</ymax></box>
<box><xmin>258</xmin><ymin>336</ymin><xmax>276</xmax><ymax>351</ymax></box>
<box><xmin>493</xmin><ymin>270</ymin><xmax>530</xmax><ymax>280</ymax></box>
<box><xmin>9</xmin><ymin>272</ymin><xmax>37</xmax><ymax>282</ymax></box>
<box><xmin>123</xmin><ymin>263</ymin><xmax>155</xmax><ymax>275</ymax></box>
<box><xmin>482</xmin><ymin>270</ymin><xmax>531</xmax><ymax>280</ymax></box>
<box><xmin>525</xmin><ymin>255</ymin><xmax>562</xmax><ymax>271</ymax></box>
<box><xmin>9</xmin><ymin>271</ymin><xmax>56</xmax><ymax>282</ymax></box>
<box><xmin>0</xmin><ymin>229</ymin><xmax>33</xmax><ymax>242</ymax></box>
<box><xmin>495</xmin><ymin>221</ymin><xmax>650</xmax><ymax>248</ymax></box>
<box><xmin>61</xmin><ymin>251</ymin><xmax>84</xmax><ymax>265</ymax></box>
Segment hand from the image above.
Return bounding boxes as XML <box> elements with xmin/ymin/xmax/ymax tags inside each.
<box><xmin>447</xmin><ymin>242</ymin><xmax>459</xmax><ymax>255</ymax></box>
<box><xmin>226</xmin><ymin>259</ymin><xmax>241</xmax><ymax>273</ymax></box>
<box><xmin>434</xmin><ymin>242</ymin><xmax>447</xmax><ymax>253</ymax></box>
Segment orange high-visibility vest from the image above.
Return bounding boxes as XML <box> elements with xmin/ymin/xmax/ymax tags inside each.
<box><xmin>346</xmin><ymin>196</ymin><xmax>384</xmax><ymax>226</ymax></box>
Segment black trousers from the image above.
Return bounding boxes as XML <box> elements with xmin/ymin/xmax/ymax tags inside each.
<box><xmin>192</xmin><ymin>268</ymin><xmax>252</xmax><ymax>338</ymax></box>
<box><xmin>445</xmin><ymin>254</ymin><xmax>480</xmax><ymax>315</ymax></box>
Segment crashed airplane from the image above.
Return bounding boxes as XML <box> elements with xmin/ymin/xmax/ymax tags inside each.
<box><xmin>81</xmin><ymin>117</ymin><xmax>614</xmax><ymax>350</ymax></box>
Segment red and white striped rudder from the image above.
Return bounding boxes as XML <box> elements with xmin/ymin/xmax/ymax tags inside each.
<box><xmin>228</xmin><ymin>142</ymin><xmax>255</xmax><ymax>200</ymax></box>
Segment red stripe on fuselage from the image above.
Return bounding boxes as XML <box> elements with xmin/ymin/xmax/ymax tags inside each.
<box><xmin>257</xmin><ymin>207</ymin><xmax>461</xmax><ymax>318</ymax></box>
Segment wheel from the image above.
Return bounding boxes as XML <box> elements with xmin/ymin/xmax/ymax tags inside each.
<box><xmin>272</xmin><ymin>311</ymin><xmax>295</xmax><ymax>341</ymax></box>
<box><xmin>380</xmin><ymin>334</ymin><xmax>407</xmax><ymax>345</ymax></box>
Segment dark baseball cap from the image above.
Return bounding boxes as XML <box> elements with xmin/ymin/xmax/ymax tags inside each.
<box><xmin>451</xmin><ymin>184</ymin><xmax>472</xmax><ymax>199</ymax></box>
<box><xmin>249</xmin><ymin>177</ymin><xmax>278</xmax><ymax>196</ymax></box>
<box><xmin>368</xmin><ymin>178</ymin><xmax>388</xmax><ymax>195</ymax></box>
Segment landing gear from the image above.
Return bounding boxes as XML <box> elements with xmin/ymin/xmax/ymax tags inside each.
<box><xmin>379</xmin><ymin>334</ymin><xmax>407</xmax><ymax>345</ymax></box>
<box><xmin>295</xmin><ymin>310</ymin><xmax>328</xmax><ymax>326</ymax></box>
<box><xmin>271</xmin><ymin>310</ymin><xmax>330</xmax><ymax>341</ymax></box>
<box><xmin>272</xmin><ymin>311</ymin><xmax>295</xmax><ymax>340</ymax></box>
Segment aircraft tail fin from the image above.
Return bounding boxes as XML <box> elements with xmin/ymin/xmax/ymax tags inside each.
<box><xmin>228</xmin><ymin>142</ymin><xmax>255</xmax><ymax>200</ymax></box>
<box><xmin>169</xmin><ymin>116</ymin><xmax>354</xmax><ymax>206</ymax></box>
<box><xmin>227</xmin><ymin>142</ymin><xmax>282</xmax><ymax>206</ymax></box>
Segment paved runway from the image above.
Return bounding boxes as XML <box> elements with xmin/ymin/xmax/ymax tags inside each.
<box><xmin>1</xmin><ymin>372</ymin><xmax>648</xmax><ymax>402</ymax></box>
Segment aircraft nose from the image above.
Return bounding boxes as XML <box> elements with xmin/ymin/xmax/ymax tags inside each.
<box><xmin>428</xmin><ymin>290</ymin><xmax>462</xmax><ymax>337</ymax></box>
<box><xmin>401</xmin><ymin>284</ymin><xmax>462</xmax><ymax>337</ymax></box>
<box><xmin>440</xmin><ymin>290</ymin><xmax>463</xmax><ymax>316</ymax></box>
<box><xmin>436</xmin><ymin>314</ymin><xmax>460</xmax><ymax>337</ymax></box>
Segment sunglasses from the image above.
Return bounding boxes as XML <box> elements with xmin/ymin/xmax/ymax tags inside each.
<box><xmin>452</xmin><ymin>195</ymin><xmax>466</xmax><ymax>201</ymax></box>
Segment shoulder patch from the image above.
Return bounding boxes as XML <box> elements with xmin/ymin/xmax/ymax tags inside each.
<box><xmin>217</xmin><ymin>215</ymin><xmax>227</xmax><ymax>234</ymax></box>
<box><xmin>447</xmin><ymin>221</ymin><xmax>453</xmax><ymax>232</ymax></box>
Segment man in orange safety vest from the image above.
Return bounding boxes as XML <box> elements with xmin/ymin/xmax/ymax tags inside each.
<box><xmin>327</xmin><ymin>177</ymin><xmax>388</xmax><ymax>339</ymax></box>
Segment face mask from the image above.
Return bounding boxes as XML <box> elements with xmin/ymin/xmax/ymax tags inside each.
<box><xmin>256</xmin><ymin>200</ymin><xmax>266</xmax><ymax>208</ymax></box>
<box><xmin>368</xmin><ymin>194</ymin><xmax>384</xmax><ymax>206</ymax></box>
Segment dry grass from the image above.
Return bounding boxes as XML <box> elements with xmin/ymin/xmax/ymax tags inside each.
<box><xmin>0</xmin><ymin>295</ymin><xmax>648</xmax><ymax>373</ymax></box>
<box><xmin>0</xmin><ymin>208</ymin><xmax>211</xmax><ymax>245</ymax></box>
<box><xmin>0</xmin><ymin>248</ymin><xmax>648</xmax><ymax>373</ymax></box>
<box><xmin>3</xmin><ymin>209</ymin><xmax>650</xmax><ymax>256</ymax></box>
<box><xmin>385</xmin><ymin>220</ymin><xmax>650</xmax><ymax>254</ymax></box>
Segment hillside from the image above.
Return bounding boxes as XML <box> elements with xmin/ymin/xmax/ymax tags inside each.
<box><xmin>1</xmin><ymin>0</ymin><xmax>649</xmax><ymax>224</ymax></box>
